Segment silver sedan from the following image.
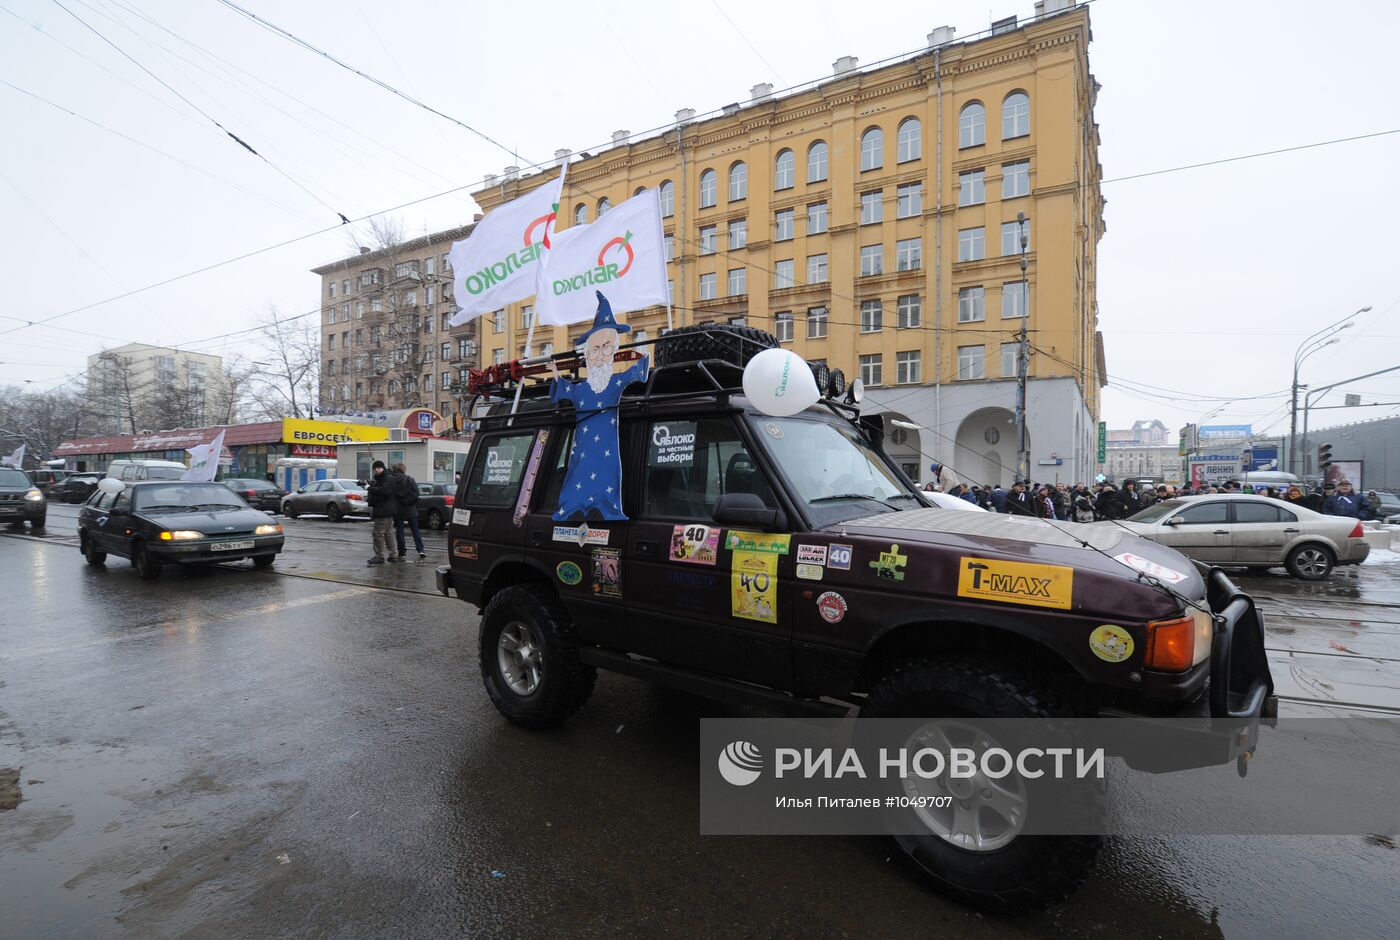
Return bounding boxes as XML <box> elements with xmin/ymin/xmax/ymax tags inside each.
<box><xmin>280</xmin><ymin>478</ymin><xmax>370</xmax><ymax>522</ymax></box>
<box><xmin>1110</xmin><ymin>494</ymin><xmax>1370</xmax><ymax>580</ymax></box>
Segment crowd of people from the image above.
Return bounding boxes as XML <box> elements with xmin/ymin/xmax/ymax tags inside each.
<box><xmin>922</xmin><ymin>476</ymin><xmax>1384</xmax><ymax>522</ymax></box>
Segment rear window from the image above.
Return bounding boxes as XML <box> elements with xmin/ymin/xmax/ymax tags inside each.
<box><xmin>465</xmin><ymin>431</ymin><xmax>536</xmax><ymax>507</ymax></box>
<box><xmin>145</xmin><ymin>467</ymin><xmax>187</xmax><ymax>481</ymax></box>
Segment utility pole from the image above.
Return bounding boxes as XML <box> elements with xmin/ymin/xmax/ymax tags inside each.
<box><xmin>1013</xmin><ymin>211</ymin><xmax>1030</xmax><ymax>483</ymax></box>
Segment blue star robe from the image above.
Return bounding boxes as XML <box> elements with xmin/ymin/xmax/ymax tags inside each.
<box><xmin>551</xmin><ymin>355</ymin><xmax>649</xmax><ymax>521</ymax></box>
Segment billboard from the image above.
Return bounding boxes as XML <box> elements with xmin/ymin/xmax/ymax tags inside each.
<box><xmin>1198</xmin><ymin>424</ymin><xmax>1252</xmax><ymax>440</ymax></box>
<box><xmin>1189</xmin><ymin>454</ymin><xmax>1241</xmax><ymax>486</ymax></box>
<box><xmin>1247</xmin><ymin>446</ymin><xmax>1280</xmax><ymax>472</ymax></box>
<box><xmin>1324</xmin><ymin>461</ymin><xmax>1363</xmax><ymax>490</ymax></box>
<box><xmin>281</xmin><ymin>418</ymin><xmax>390</xmax><ymax>446</ymax></box>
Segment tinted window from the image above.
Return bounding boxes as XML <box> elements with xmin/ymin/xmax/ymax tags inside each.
<box><xmin>1175</xmin><ymin>502</ymin><xmax>1228</xmax><ymax>525</ymax></box>
<box><xmin>640</xmin><ymin>418</ymin><xmax>773</xmax><ymax>521</ymax></box>
<box><xmin>0</xmin><ymin>468</ymin><xmax>30</xmax><ymax>486</ymax></box>
<box><xmin>1233</xmin><ymin>502</ymin><xmax>1283</xmax><ymax>524</ymax></box>
<box><xmin>112</xmin><ymin>491</ymin><xmax>130</xmax><ymax>512</ymax></box>
<box><xmin>465</xmin><ymin>432</ymin><xmax>537</xmax><ymax>507</ymax></box>
<box><xmin>133</xmin><ymin>484</ymin><xmax>244</xmax><ymax>510</ymax></box>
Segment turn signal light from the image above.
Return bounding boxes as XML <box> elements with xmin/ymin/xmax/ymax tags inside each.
<box><xmin>444</xmin><ymin>495</ymin><xmax>455</xmax><ymax>506</ymax></box>
<box><xmin>346</xmin><ymin>493</ymin><xmax>364</xmax><ymax>501</ymax></box>
<box><xmin>1145</xmin><ymin>612</ymin><xmax>1214</xmax><ymax>672</ymax></box>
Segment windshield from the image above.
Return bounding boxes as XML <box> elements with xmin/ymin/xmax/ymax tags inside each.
<box><xmin>145</xmin><ymin>467</ymin><xmax>188</xmax><ymax>480</ymax></box>
<box><xmin>1128</xmin><ymin>499</ymin><xmax>1186</xmax><ymax>523</ymax></box>
<box><xmin>0</xmin><ymin>468</ymin><xmax>31</xmax><ymax>487</ymax></box>
<box><xmin>752</xmin><ymin>415</ymin><xmax>915</xmax><ymax>525</ymax></box>
<box><xmin>227</xmin><ymin>479</ymin><xmax>275</xmax><ymax>491</ymax></box>
<box><xmin>133</xmin><ymin>483</ymin><xmax>248</xmax><ymax>511</ymax></box>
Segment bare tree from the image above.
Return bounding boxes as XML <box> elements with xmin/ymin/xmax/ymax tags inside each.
<box><xmin>90</xmin><ymin>352</ymin><xmax>151</xmax><ymax>434</ymax></box>
<box><xmin>248</xmin><ymin>306</ymin><xmax>320</xmax><ymax>420</ymax></box>
<box><xmin>0</xmin><ymin>385</ymin><xmax>99</xmax><ymax>461</ymax></box>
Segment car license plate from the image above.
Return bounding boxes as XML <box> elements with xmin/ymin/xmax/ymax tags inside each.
<box><xmin>212</xmin><ymin>539</ymin><xmax>256</xmax><ymax>551</ymax></box>
<box><xmin>0</xmin><ymin>507</ymin><xmax>19</xmax><ymax>514</ymax></box>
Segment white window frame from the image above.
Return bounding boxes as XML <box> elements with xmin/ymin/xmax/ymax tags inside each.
<box><xmin>1002</xmin><ymin>281</ymin><xmax>1029</xmax><ymax>319</ymax></box>
<box><xmin>1002</xmin><ymin>219</ymin><xmax>1031</xmax><ymax>256</ymax></box>
<box><xmin>860</xmin><ymin>190</ymin><xmax>883</xmax><ymax>225</ymax></box>
<box><xmin>1002</xmin><ymin>160</ymin><xmax>1030</xmax><ymax>199</ymax></box>
<box><xmin>774</xmin><ymin>150</ymin><xmax>795</xmax><ymax>190</ymax></box>
<box><xmin>807</xmin><ymin>253</ymin><xmax>828</xmax><ymax>284</ymax></box>
<box><xmin>897</xmin><ymin>294</ymin><xmax>921</xmax><ymax>329</ymax></box>
<box><xmin>958</xmin><ymin>286</ymin><xmax>985</xmax><ymax>323</ymax></box>
<box><xmin>958</xmin><ymin>170</ymin><xmax>984</xmax><ymax>207</ymax></box>
<box><xmin>699</xmin><ymin>272</ymin><xmax>717</xmax><ymax>300</ymax></box>
<box><xmin>775</xmin><ymin>312</ymin><xmax>794</xmax><ymax>342</ymax></box>
<box><xmin>959</xmin><ymin>102</ymin><xmax>986</xmax><ymax>148</ymax></box>
<box><xmin>728</xmin><ymin>219</ymin><xmax>748</xmax><ymax>250</ymax></box>
<box><xmin>728</xmin><ymin>162</ymin><xmax>748</xmax><ymax>201</ymax></box>
<box><xmin>896</xmin><ymin>182</ymin><xmax>923</xmax><ymax>218</ymax></box>
<box><xmin>1003</xmin><ymin>92</ymin><xmax>1030</xmax><ymax>140</ymax></box>
<box><xmin>958</xmin><ymin>227</ymin><xmax>985</xmax><ymax>262</ymax></box>
<box><xmin>773</xmin><ymin>209</ymin><xmax>795</xmax><ymax>241</ymax></box>
<box><xmin>860</xmin><ymin>245</ymin><xmax>883</xmax><ymax>277</ymax></box>
<box><xmin>806</xmin><ymin>306</ymin><xmax>828</xmax><ymax>339</ymax></box>
<box><xmin>895</xmin><ymin>238</ymin><xmax>922</xmax><ymax>271</ymax></box>
<box><xmin>808</xmin><ymin>141</ymin><xmax>828</xmax><ymax>182</ymax></box>
<box><xmin>660</xmin><ymin>180</ymin><xmax>675</xmax><ymax>217</ymax></box>
<box><xmin>699</xmin><ymin>170</ymin><xmax>717</xmax><ymax>208</ymax></box>
<box><xmin>860</xmin><ymin>127</ymin><xmax>884</xmax><ymax>171</ymax></box>
<box><xmin>700</xmin><ymin>225</ymin><xmax>717</xmax><ymax>255</ymax></box>
<box><xmin>773</xmin><ymin>259</ymin><xmax>795</xmax><ymax>289</ymax></box>
<box><xmin>896</xmin><ymin>117</ymin><xmax>922</xmax><ymax>163</ymax></box>
<box><xmin>807</xmin><ymin>201</ymin><xmax>828</xmax><ymax>234</ymax></box>
<box><xmin>859</xmin><ymin>353</ymin><xmax>883</xmax><ymax>387</ymax></box>
<box><xmin>860</xmin><ymin>299</ymin><xmax>883</xmax><ymax>333</ymax></box>
<box><xmin>896</xmin><ymin>350</ymin><xmax>921</xmax><ymax>384</ymax></box>
<box><xmin>727</xmin><ymin>267</ymin><xmax>746</xmax><ymax>296</ymax></box>
<box><xmin>957</xmin><ymin>345</ymin><xmax>985</xmax><ymax>380</ymax></box>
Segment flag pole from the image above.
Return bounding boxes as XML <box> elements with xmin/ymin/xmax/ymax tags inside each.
<box><xmin>506</xmin><ymin>162</ymin><xmax>567</xmax><ymax>424</ymax></box>
<box><xmin>507</xmin><ymin>315</ymin><xmax>539</xmax><ymax>421</ymax></box>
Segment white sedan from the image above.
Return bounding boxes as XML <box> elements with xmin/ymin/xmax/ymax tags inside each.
<box><xmin>1111</xmin><ymin>494</ymin><xmax>1370</xmax><ymax>580</ymax></box>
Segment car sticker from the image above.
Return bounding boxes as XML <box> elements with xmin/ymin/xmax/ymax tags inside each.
<box><xmin>763</xmin><ymin>422</ymin><xmax>784</xmax><ymax>439</ymax></box>
<box><xmin>826</xmin><ymin>543</ymin><xmax>853</xmax><ymax>570</ymax></box>
<box><xmin>816</xmin><ymin>591</ymin><xmax>848</xmax><ymax>624</ymax></box>
<box><xmin>452</xmin><ymin>508</ymin><xmax>472</xmax><ymax>526</ymax></box>
<box><xmin>796</xmin><ymin>563</ymin><xmax>824</xmax><ymax>581</ymax></box>
<box><xmin>512</xmin><ymin>429</ymin><xmax>550</xmax><ymax>528</ymax></box>
<box><xmin>1089</xmin><ymin>625</ymin><xmax>1134</xmax><ymax>663</ymax></box>
<box><xmin>725</xmin><ymin>531</ymin><xmax>791</xmax><ymax>555</ymax></box>
<box><xmin>553</xmin><ymin>524</ymin><xmax>610</xmax><ymax>546</ymax></box>
<box><xmin>591</xmin><ymin>548</ymin><xmax>622</xmax><ymax>597</ymax></box>
<box><xmin>731</xmin><ymin>550</ymin><xmax>778</xmax><ymax>623</ymax></box>
<box><xmin>868</xmin><ymin>544</ymin><xmax>907</xmax><ymax>582</ymax></box>
<box><xmin>556</xmin><ymin>561</ymin><xmax>583</xmax><ymax>586</ymax></box>
<box><xmin>1112</xmin><ymin>552</ymin><xmax>1188</xmax><ymax>585</ymax></box>
<box><xmin>956</xmin><ymin>556</ymin><xmax>1074</xmax><ymax>611</ymax></box>
<box><xmin>670</xmin><ymin>524</ymin><xmax>719</xmax><ymax>565</ymax></box>
<box><xmin>796</xmin><ymin>544</ymin><xmax>828</xmax><ymax>566</ymax></box>
<box><xmin>453</xmin><ymin>542</ymin><xmax>479</xmax><ymax>560</ymax></box>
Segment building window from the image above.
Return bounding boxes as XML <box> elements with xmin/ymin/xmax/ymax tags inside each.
<box><xmin>1002</xmin><ymin>218</ymin><xmax>1031</xmax><ymax>256</ymax></box>
<box><xmin>458</xmin><ymin>338</ymin><xmax>471</xmax><ymax>358</ymax></box>
<box><xmin>807</xmin><ymin>306</ymin><xmax>828</xmax><ymax>339</ymax></box>
<box><xmin>897</xmin><ymin>294</ymin><xmax>921</xmax><ymax>328</ymax></box>
<box><xmin>327</xmin><ymin>360</ymin><xmax>336</xmax><ymax>375</ymax></box>
<box><xmin>342</xmin><ymin>304</ymin><xmax>351</xmax><ymax>321</ymax></box>
<box><xmin>958</xmin><ymin>227</ymin><xmax>985</xmax><ymax>262</ymax></box>
<box><xmin>1003</xmin><ymin>160</ymin><xmax>1030</xmax><ymax>199</ymax></box>
<box><xmin>959</xmin><ymin>102</ymin><xmax>986</xmax><ymax>148</ymax></box>
<box><xmin>442</xmin><ymin>253</ymin><xmax>451</xmax><ymax>272</ymax></box>
<box><xmin>896</xmin><ymin>117</ymin><xmax>922</xmax><ymax>163</ymax></box>
<box><xmin>371</xmin><ymin>297</ymin><xmax>382</xmax><ymax>313</ymax></box>
<box><xmin>493</xmin><ymin>349</ymin><xmax>505</xmax><ymax>365</ymax></box>
<box><xmin>423</xmin><ymin>315</ymin><xmax>434</xmax><ymax>334</ymax></box>
<box><xmin>699</xmin><ymin>169</ymin><xmax>717</xmax><ymax>207</ymax></box>
<box><xmin>896</xmin><ymin>182</ymin><xmax>923</xmax><ymax>218</ymax></box>
<box><xmin>958</xmin><ymin>170</ymin><xmax>984</xmax><ymax>207</ymax></box>
<box><xmin>441</xmin><ymin>312</ymin><xmax>450</xmax><ymax>330</ymax></box>
<box><xmin>895</xmin><ymin>238</ymin><xmax>922</xmax><ymax>271</ymax></box>
<box><xmin>728</xmin><ymin>219</ymin><xmax>748</xmax><ymax>250</ymax></box>
<box><xmin>342</xmin><ymin>332</ymin><xmax>350</xmax><ymax>349</ymax></box>
<box><xmin>1000</xmin><ymin>342</ymin><xmax>1019</xmax><ymax>377</ymax></box>
<box><xmin>355</xmin><ymin>328</ymin><xmax>364</xmax><ymax>345</ymax></box>
<box><xmin>522</xmin><ymin>305</ymin><xmax>534</xmax><ymax>329</ymax></box>
<box><xmin>1003</xmin><ymin>91</ymin><xmax>1030</xmax><ymax>140</ymax></box>
<box><xmin>860</xmin><ymin>127</ymin><xmax>884</xmax><ymax>171</ymax></box>
<box><xmin>958</xmin><ymin>286</ymin><xmax>985</xmax><ymax>322</ymax></box>
<box><xmin>404</xmin><ymin>291</ymin><xmax>417</xmax><ymax>307</ymax></box>
<box><xmin>423</xmin><ymin>346</ymin><xmax>434</xmax><ymax>364</ymax></box>
<box><xmin>860</xmin><ymin>299</ymin><xmax>883</xmax><ymax>333</ymax></box>
<box><xmin>574</xmin><ymin>203</ymin><xmax>588</xmax><ymax>225</ymax></box>
<box><xmin>598</xmin><ymin>197</ymin><xmax>612</xmax><ymax>216</ymax></box>
<box><xmin>492</xmin><ymin>310</ymin><xmax>504</xmax><ymax>333</ymax></box>
<box><xmin>356</xmin><ymin>302</ymin><xmax>365</xmax><ymax>318</ymax></box>
<box><xmin>1002</xmin><ymin>281</ymin><xmax>1029</xmax><ymax>319</ymax></box>
<box><xmin>775</xmin><ymin>311</ymin><xmax>793</xmax><ymax>342</ymax></box>
<box><xmin>540</xmin><ymin>342</ymin><xmax>554</xmax><ymax>357</ymax></box>
<box><xmin>699</xmin><ymin>272</ymin><xmax>717</xmax><ymax>300</ymax></box>
<box><xmin>774</xmin><ymin>208</ymin><xmax>794</xmax><ymax>241</ymax></box>
<box><xmin>370</xmin><ymin>325</ymin><xmax>380</xmax><ymax>343</ymax></box>
<box><xmin>329</xmin><ymin>281</ymin><xmax>336</xmax><ymax>298</ymax></box>
<box><xmin>859</xmin><ymin>353</ymin><xmax>883</xmax><ymax>387</ymax></box>
<box><xmin>441</xmin><ymin>371</ymin><xmax>451</xmax><ymax>391</ymax></box>
<box><xmin>773</xmin><ymin>259</ymin><xmax>795</xmax><ymax>289</ymax></box>
<box><xmin>957</xmin><ymin>345</ymin><xmax>985</xmax><ymax>380</ymax></box>
<box><xmin>774</xmin><ymin>150</ymin><xmax>795</xmax><ymax>190</ymax></box>
<box><xmin>859</xmin><ymin>244</ymin><xmax>883</xmax><ymax>277</ymax></box>
<box><xmin>700</xmin><ymin>225</ymin><xmax>717</xmax><ymax>254</ymax></box>
<box><xmin>860</xmin><ymin>190</ymin><xmax>883</xmax><ymax>225</ymax></box>
<box><xmin>728</xmin><ymin>267</ymin><xmax>746</xmax><ymax>296</ymax></box>
<box><xmin>664</xmin><ymin>234</ymin><xmax>674</xmax><ymax>261</ymax></box>
<box><xmin>424</xmin><ymin>255</ymin><xmax>436</xmax><ymax>276</ymax></box>
<box><xmin>807</xmin><ymin>140</ymin><xmax>828</xmax><ymax>182</ymax></box>
<box><xmin>896</xmin><ymin>350</ymin><xmax>921</xmax><ymax>384</ymax></box>
<box><xmin>807</xmin><ymin>253</ymin><xmax>828</xmax><ymax>283</ymax></box>
<box><xmin>807</xmin><ymin>201</ymin><xmax>828</xmax><ymax>234</ymax></box>
<box><xmin>729</xmin><ymin>161</ymin><xmax>747</xmax><ymax>201</ymax></box>
<box><xmin>395</xmin><ymin>260</ymin><xmax>419</xmax><ymax>279</ymax></box>
<box><xmin>425</xmin><ymin>285</ymin><xmax>435</xmax><ymax>305</ymax></box>
<box><xmin>729</xmin><ymin>316</ymin><xmax>747</xmax><ymax>328</ymax></box>
<box><xmin>659</xmin><ymin>180</ymin><xmax>675</xmax><ymax>217</ymax></box>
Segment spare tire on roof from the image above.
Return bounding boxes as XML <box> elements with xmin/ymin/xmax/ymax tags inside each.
<box><xmin>654</xmin><ymin>324</ymin><xmax>779</xmax><ymax>369</ymax></box>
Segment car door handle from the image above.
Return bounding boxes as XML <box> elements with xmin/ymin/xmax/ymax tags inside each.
<box><xmin>1213</xmin><ymin>530</ymin><xmax>1228</xmax><ymax>535</ymax></box>
<box><xmin>1283</xmin><ymin>528</ymin><xmax>1299</xmax><ymax>534</ymax></box>
<box><xmin>636</xmin><ymin>540</ymin><xmax>657</xmax><ymax>557</ymax></box>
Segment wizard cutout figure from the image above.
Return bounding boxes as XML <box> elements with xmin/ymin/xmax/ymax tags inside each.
<box><xmin>551</xmin><ymin>291</ymin><xmax>649</xmax><ymax>521</ymax></box>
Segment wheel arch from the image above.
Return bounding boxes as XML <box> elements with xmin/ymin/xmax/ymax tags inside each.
<box><xmin>481</xmin><ymin>559</ymin><xmax>554</xmax><ymax>609</ymax></box>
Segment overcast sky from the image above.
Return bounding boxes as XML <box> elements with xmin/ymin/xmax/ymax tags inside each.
<box><xmin>2</xmin><ymin>0</ymin><xmax>1396</xmax><ymax>439</ymax></box>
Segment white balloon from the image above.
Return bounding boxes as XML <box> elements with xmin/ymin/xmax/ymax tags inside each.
<box><xmin>742</xmin><ymin>348</ymin><xmax>820</xmax><ymax>417</ymax></box>
<box><xmin>97</xmin><ymin>477</ymin><xmax>125</xmax><ymax>494</ymax></box>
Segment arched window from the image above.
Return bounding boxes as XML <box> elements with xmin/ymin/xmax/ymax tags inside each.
<box><xmin>598</xmin><ymin>197</ymin><xmax>612</xmax><ymax>215</ymax></box>
<box><xmin>729</xmin><ymin>161</ymin><xmax>747</xmax><ymax>201</ymax></box>
<box><xmin>1002</xmin><ymin>91</ymin><xmax>1030</xmax><ymax>139</ymax></box>
<box><xmin>860</xmin><ymin>127</ymin><xmax>883</xmax><ymax>171</ymax></box>
<box><xmin>659</xmin><ymin>180</ymin><xmax>675</xmax><ymax>217</ymax></box>
<box><xmin>959</xmin><ymin>102</ymin><xmax>985</xmax><ymax>148</ymax></box>
<box><xmin>896</xmin><ymin>117</ymin><xmax>922</xmax><ymax>163</ymax></box>
<box><xmin>807</xmin><ymin>141</ymin><xmax>828</xmax><ymax>182</ymax></box>
<box><xmin>774</xmin><ymin>149</ymin><xmax>795</xmax><ymax>190</ymax></box>
<box><xmin>634</xmin><ymin>186</ymin><xmax>646</xmax><ymax>197</ymax></box>
<box><xmin>699</xmin><ymin>169</ymin><xmax>717</xmax><ymax>207</ymax></box>
<box><xmin>574</xmin><ymin>203</ymin><xmax>588</xmax><ymax>225</ymax></box>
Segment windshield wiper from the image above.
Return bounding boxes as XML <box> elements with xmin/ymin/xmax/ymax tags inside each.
<box><xmin>810</xmin><ymin>493</ymin><xmax>899</xmax><ymax>510</ymax></box>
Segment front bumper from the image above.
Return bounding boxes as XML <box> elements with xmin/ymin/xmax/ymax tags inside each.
<box><xmin>150</xmin><ymin>536</ymin><xmax>285</xmax><ymax>564</ymax></box>
<box><xmin>0</xmin><ymin>498</ymin><xmax>45</xmax><ymax>521</ymax></box>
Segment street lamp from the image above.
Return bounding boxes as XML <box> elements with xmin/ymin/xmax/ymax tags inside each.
<box><xmin>1290</xmin><ymin>306</ymin><xmax>1368</xmax><ymax>474</ymax></box>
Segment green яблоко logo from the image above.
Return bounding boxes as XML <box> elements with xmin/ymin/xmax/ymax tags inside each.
<box><xmin>556</xmin><ymin>561</ymin><xmax>583</xmax><ymax>585</ymax></box>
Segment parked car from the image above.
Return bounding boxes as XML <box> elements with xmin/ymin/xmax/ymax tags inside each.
<box><xmin>77</xmin><ymin>480</ymin><xmax>283</xmax><ymax>579</ymax></box>
<box><xmin>27</xmin><ymin>468</ymin><xmax>70</xmax><ymax>495</ymax></box>
<box><xmin>280</xmin><ymin>478</ymin><xmax>369</xmax><ymax>521</ymax></box>
<box><xmin>105</xmin><ymin>458</ymin><xmax>189</xmax><ymax>481</ymax></box>
<box><xmin>1371</xmin><ymin>491</ymin><xmax>1400</xmax><ymax>523</ymax></box>
<box><xmin>1115</xmin><ymin>494</ymin><xmax>1369</xmax><ymax>580</ymax></box>
<box><xmin>415</xmin><ymin>482</ymin><xmax>455</xmax><ymax>529</ymax></box>
<box><xmin>0</xmin><ymin>466</ymin><xmax>46</xmax><ymax>529</ymax></box>
<box><xmin>50</xmin><ymin>472</ymin><xmax>105</xmax><ymax>503</ymax></box>
<box><xmin>220</xmin><ymin>477</ymin><xmax>287</xmax><ymax>513</ymax></box>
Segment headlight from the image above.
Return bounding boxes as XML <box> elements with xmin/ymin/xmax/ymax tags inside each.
<box><xmin>159</xmin><ymin>530</ymin><xmax>205</xmax><ymax>541</ymax></box>
<box><xmin>24</xmin><ymin>489</ymin><xmax>44</xmax><ymax>502</ymax></box>
<box><xmin>255</xmin><ymin>524</ymin><xmax>283</xmax><ymax>535</ymax></box>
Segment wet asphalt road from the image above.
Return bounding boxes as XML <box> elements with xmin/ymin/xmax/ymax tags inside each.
<box><xmin>3</xmin><ymin>505</ymin><xmax>1400</xmax><ymax>938</ymax></box>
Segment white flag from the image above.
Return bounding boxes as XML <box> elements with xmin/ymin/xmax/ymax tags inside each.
<box><xmin>1</xmin><ymin>443</ymin><xmax>24</xmax><ymax>468</ymax></box>
<box><xmin>536</xmin><ymin>188</ymin><xmax>668</xmax><ymax>328</ymax></box>
<box><xmin>182</xmin><ymin>429</ymin><xmax>226</xmax><ymax>482</ymax></box>
<box><xmin>448</xmin><ymin>171</ymin><xmax>565</xmax><ymax>325</ymax></box>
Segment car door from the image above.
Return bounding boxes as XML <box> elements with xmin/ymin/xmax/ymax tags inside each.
<box><xmin>622</xmin><ymin>414</ymin><xmax>792</xmax><ymax>690</ymax></box>
<box><xmin>294</xmin><ymin>480</ymin><xmax>324</xmax><ymax>513</ymax></box>
<box><xmin>1229</xmin><ymin>501</ymin><xmax>1292</xmax><ymax>564</ymax></box>
<box><xmin>1156</xmin><ymin>500</ymin><xmax>1232</xmax><ymax>563</ymax></box>
<box><xmin>99</xmin><ymin>488</ymin><xmax>135</xmax><ymax>556</ymax></box>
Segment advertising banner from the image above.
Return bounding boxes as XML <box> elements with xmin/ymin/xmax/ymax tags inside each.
<box><xmin>282</xmin><ymin>418</ymin><xmax>390</xmax><ymax>446</ymax></box>
<box><xmin>1189</xmin><ymin>454</ymin><xmax>1241</xmax><ymax>485</ymax></box>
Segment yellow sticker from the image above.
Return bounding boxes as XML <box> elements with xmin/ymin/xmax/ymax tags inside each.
<box><xmin>1089</xmin><ymin>624</ymin><xmax>1135</xmax><ymax>663</ymax></box>
<box><xmin>956</xmin><ymin>556</ymin><xmax>1074</xmax><ymax>611</ymax></box>
<box><xmin>731</xmin><ymin>550</ymin><xmax>778</xmax><ymax>623</ymax></box>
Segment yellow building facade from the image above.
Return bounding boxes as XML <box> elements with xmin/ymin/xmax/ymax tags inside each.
<box><xmin>474</xmin><ymin>4</ymin><xmax>1105</xmax><ymax>486</ymax></box>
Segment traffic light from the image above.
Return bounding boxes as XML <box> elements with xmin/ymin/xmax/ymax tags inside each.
<box><xmin>1317</xmin><ymin>442</ymin><xmax>1333</xmax><ymax>471</ymax></box>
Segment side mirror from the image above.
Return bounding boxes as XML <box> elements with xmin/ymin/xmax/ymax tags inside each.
<box><xmin>1163</xmin><ymin>516</ymin><xmax>1183</xmax><ymax>526</ymax></box>
<box><xmin>714</xmin><ymin>493</ymin><xmax>783</xmax><ymax>530</ymax></box>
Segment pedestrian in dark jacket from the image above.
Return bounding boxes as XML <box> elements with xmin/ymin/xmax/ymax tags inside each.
<box><xmin>1305</xmin><ymin>485</ymin><xmax>1329</xmax><ymax>513</ymax></box>
<box><xmin>989</xmin><ymin>485</ymin><xmax>1008</xmax><ymax>513</ymax></box>
<box><xmin>391</xmin><ymin>462</ymin><xmax>427</xmax><ymax>561</ymax></box>
<box><xmin>1119</xmin><ymin>480</ymin><xmax>1143</xmax><ymax>518</ymax></box>
<box><xmin>1323</xmin><ymin>481</ymin><xmax>1367</xmax><ymax>519</ymax></box>
<box><xmin>365</xmin><ymin>460</ymin><xmax>399</xmax><ymax>565</ymax></box>
<box><xmin>1096</xmin><ymin>484</ymin><xmax>1122</xmax><ymax>520</ymax></box>
<box><xmin>1006</xmin><ymin>481</ymin><xmax>1034</xmax><ymax>515</ymax></box>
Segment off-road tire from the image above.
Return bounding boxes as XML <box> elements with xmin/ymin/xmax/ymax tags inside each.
<box><xmin>861</xmin><ymin>657</ymin><xmax>1102</xmax><ymax>913</ymax></box>
<box><xmin>253</xmin><ymin>555</ymin><xmax>275</xmax><ymax>569</ymax></box>
<box><xmin>326</xmin><ymin>503</ymin><xmax>343</xmax><ymax>523</ymax></box>
<box><xmin>133</xmin><ymin>543</ymin><xmax>162</xmax><ymax>581</ymax></box>
<box><xmin>81</xmin><ymin>534</ymin><xmax>106</xmax><ymax>566</ymax></box>
<box><xmin>479</xmin><ymin>583</ymin><xmax>596</xmax><ymax>729</ymax></box>
<box><xmin>654</xmin><ymin>323</ymin><xmax>778</xmax><ymax>369</ymax></box>
<box><xmin>1285</xmin><ymin>543</ymin><xmax>1334</xmax><ymax>580</ymax></box>
<box><xmin>426</xmin><ymin>509</ymin><xmax>445</xmax><ymax>530</ymax></box>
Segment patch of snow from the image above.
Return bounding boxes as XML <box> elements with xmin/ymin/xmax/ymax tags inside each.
<box><xmin>1362</xmin><ymin>548</ymin><xmax>1399</xmax><ymax>566</ymax></box>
